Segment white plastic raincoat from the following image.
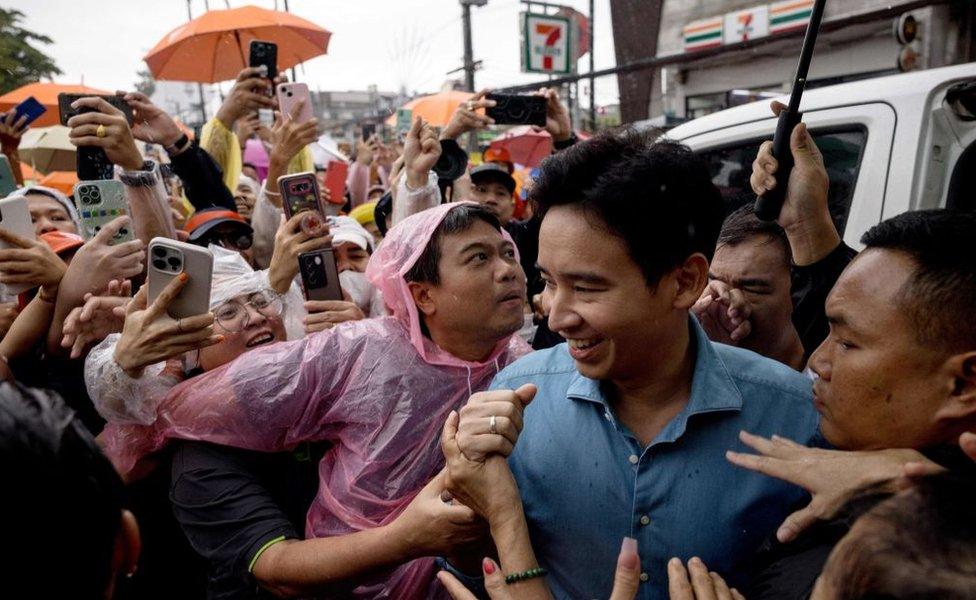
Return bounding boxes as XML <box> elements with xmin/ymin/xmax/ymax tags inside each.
<box><xmin>85</xmin><ymin>246</ymin><xmax>306</xmax><ymax>425</ymax></box>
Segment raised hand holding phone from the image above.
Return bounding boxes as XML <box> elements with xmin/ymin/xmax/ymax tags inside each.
<box><xmin>114</xmin><ymin>276</ymin><xmax>220</xmax><ymax>379</ymax></box>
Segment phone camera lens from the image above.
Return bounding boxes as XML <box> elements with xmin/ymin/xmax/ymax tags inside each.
<box><xmin>152</xmin><ymin>247</ymin><xmax>167</xmax><ymax>258</ymax></box>
<box><xmin>287</xmin><ymin>91</ymin><xmax>293</xmax><ymax>97</ymax></box>
<box><xmin>167</xmin><ymin>256</ymin><xmax>181</xmax><ymax>269</ymax></box>
<box><xmin>152</xmin><ymin>259</ymin><xmax>167</xmax><ymax>270</ymax></box>
<box><xmin>119</xmin><ymin>228</ymin><xmax>128</xmax><ymax>235</ymax></box>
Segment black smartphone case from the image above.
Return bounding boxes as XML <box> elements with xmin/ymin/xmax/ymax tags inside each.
<box><xmin>485</xmin><ymin>94</ymin><xmax>547</xmax><ymax>127</ymax></box>
<box><xmin>299</xmin><ymin>249</ymin><xmax>343</xmax><ymax>302</ymax></box>
<box><xmin>249</xmin><ymin>41</ymin><xmax>278</xmax><ymax>80</ymax></box>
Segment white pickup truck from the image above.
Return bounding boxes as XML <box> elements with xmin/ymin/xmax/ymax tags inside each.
<box><xmin>659</xmin><ymin>62</ymin><xmax>976</xmax><ymax>247</ymax></box>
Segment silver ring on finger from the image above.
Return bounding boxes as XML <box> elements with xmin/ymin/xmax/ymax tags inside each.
<box><xmin>489</xmin><ymin>414</ymin><xmax>498</xmax><ymax>435</ymax></box>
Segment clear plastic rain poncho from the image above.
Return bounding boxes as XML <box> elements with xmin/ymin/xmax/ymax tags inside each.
<box><xmin>85</xmin><ymin>245</ymin><xmax>306</xmax><ymax>425</ymax></box>
<box><xmin>99</xmin><ymin>203</ymin><xmax>531</xmax><ymax>598</ymax></box>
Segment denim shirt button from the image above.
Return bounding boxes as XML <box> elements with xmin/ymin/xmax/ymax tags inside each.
<box><xmin>639</xmin><ymin>572</ymin><xmax>649</xmax><ymax>582</ymax></box>
<box><xmin>628</xmin><ymin>454</ymin><xmax>639</xmax><ymax>465</ymax></box>
<box><xmin>639</xmin><ymin>514</ymin><xmax>651</xmax><ymax>526</ymax></box>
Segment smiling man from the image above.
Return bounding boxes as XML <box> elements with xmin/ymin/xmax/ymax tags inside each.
<box><xmin>454</xmin><ymin>130</ymin><xmax>823</xmax><ymax>599</ymax></box>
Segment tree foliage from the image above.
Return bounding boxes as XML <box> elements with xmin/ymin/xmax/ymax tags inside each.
<box><xmin>0</xmin><ymin>7</ymin><xmax>62</xmax><ymax>95</ymax></box>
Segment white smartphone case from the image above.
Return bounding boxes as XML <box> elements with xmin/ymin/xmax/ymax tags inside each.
<box><xmin>0</xmin><ymin>196</ymin><xmax>38</xmax><ymax>296</ymax></box>
<box><xmin>147</xmin><ymin>238</ymin><xmax>213</xmax><ymax>319</ymax></box>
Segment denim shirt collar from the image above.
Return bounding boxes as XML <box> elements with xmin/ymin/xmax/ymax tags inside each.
<box><xmin>566</xmin><ymin>318</ymin><xmax>744</xmax><ymax>446</ymax></box>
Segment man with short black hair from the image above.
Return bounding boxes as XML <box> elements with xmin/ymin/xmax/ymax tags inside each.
<box><xmin>695</xmin><ymin>205</ymin><xmax>805</xmax><ymax>370</ymax></box>
<box><xmin>727</xmin><ymin>124</ymin><xmax>976</xmax><ymax>600</ymax></box>
<box><xmin>0</xmin><ymin>382</ymin><xmax>140</xmax><ymax>599</ymax></box>
<box><xmin>100</xmin><ymin>202</ymin><xmax>531</xmax><ymax>598</ymax></box>
<box><xmin>469</xmin><ymin>163</ymin><xmax>517</xmax><ymax>226</ymax></box>
<box><xmin>451</xmin><ymin>129</ymin><xmax>821</xmax><ymax>599</ymax></box>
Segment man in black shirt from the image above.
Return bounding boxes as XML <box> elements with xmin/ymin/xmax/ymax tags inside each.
<box><xmin>170</xmin><ymin>441</ymin><xmax>327</xmax><ymax>600</ymax></box>
<box><xmin>728</xmin><ymin>110</ymin><xmax>976</xmax><ymax>598</ymax></box>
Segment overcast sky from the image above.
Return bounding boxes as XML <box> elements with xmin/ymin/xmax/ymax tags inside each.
<box><xmin>11</xmin><ymin>0</ymin><xmax>620</xmax><ymax>105</ymax></box>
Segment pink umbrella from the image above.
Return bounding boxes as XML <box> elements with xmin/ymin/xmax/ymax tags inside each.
<box><xmin>488</xmin><ymin>126</ymin><xmax>553</xmax><ymax>168</ymax></box>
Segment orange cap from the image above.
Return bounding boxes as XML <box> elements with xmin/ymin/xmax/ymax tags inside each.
<box><xmin>483</xmin><ymin>147</ymin><xmax>515</xmax><ymax>173</ymax></box>
<box><xmin>40</xmin><ymin>231</ymin><xmax>85</xmax><ymax>256</ymax></box>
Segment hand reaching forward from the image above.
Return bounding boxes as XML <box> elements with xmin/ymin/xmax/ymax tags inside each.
<box><xmin>726</xmin><ymin>431</ymin><xmax>927</xmax><ymax>542</ymax></box>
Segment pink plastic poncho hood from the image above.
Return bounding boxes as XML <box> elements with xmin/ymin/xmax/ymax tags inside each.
<box><xmin>101</xmin><ymin>203</ymin><xmax>530</xmax><ymax>598</ymax></box>
<box><xmin>366</xmin><ymin>201</ymin><xmax>520</xmax><ymax>368</ymax></box>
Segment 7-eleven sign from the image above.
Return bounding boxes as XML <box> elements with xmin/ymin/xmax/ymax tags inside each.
<box><xmin>521</xmin><ymin>13</ymin><xmax>573</xmax><ymax>75</ymax></box>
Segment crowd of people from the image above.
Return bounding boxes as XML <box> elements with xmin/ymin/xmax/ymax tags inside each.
<box><xmin>0</xmin><ymin>57</ymin><xmax>975</xmax><ymax>600</ymax></box>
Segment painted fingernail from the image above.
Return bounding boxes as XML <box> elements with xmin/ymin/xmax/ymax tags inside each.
<box><xmin>482</xmin><ymin>558</ymin><xmax>496</xmax><ymax>575</ymax></box>
<box><xmin>215</xmin><ymin>335</ymin><xmax>225</xmax><ymax>342</ymax></box>
<box><xmin>178</xmin><ymin>272</ymin><xmax>188</xmax><ymax>282</ymax></box>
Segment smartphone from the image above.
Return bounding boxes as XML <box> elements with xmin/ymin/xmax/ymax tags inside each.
<box><xmin>277</xmin><ymin>83</ymin><xmax>313</xmax><ymax>123</ymax></box>
<box><xmin>361</xmin><ymin>123</ymin><xmax>376</xmax><ymax>141</ymax></box>
<box><xmin>249</xmin><ymin>40</ymin><xmax>278</xmax><ymax>81</ymax></box>
<box><xmin>278</xmin><ymin>172</ymin><xmax>324</xmax><ymax>220</ymax></box>
<box><xmin>258</xmin><ymin>107</ymin><xmax>274</xmax><ymax>128</ymax></box>
<box><xmin>299</xmin><ymin>248</ymin><xmax>342</xmax><ymax>301</ymax></box>
<box><xmin>58</xmin><ymin>93</ymin><xmax>133</xmax><ymax>180</ymax></box>
<box><xmin>73</xmin><ymin>180</ymin><xmax>134</xmax><ymax>245</ymax></box>
<box><xmin>57</xmin><ymin>93</ymin><xmax>133</xmax><ymax>126</ymax></box>
<box><xmin>323</xmin><ymin>161</ymin><xmax>348</xmax><ymax>206</ymax></box>
<box><xmin>147</xmin><ymin>238</ymin><xmax>213</xmax><ymax>319</ymax></box>
<box><xmin>0</xmin><ymin>156</ymin><xmax>16</xmax><ymax>198</ymax></box>
<box><xmin>395</xmin><ymin>108</ymin><xmax>412</xmax><ymax>135</ymax></box>
<box><xmin>485</xmin><ymin>93</ymin><xmax>547</xmax><ymax>127</ymax></box>
<box><xmin>0</xmin><ymin>196</ymin><xmax>37</xmax><ymax>295</ymax></box>
<box><xmin>7</xmin><ymin>96</ymin><xmax>46</xmax><ymax>128</ymax></box>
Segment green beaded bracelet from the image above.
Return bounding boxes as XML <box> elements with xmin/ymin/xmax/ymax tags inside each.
<box><xmin>504</xmin><ymin>566</ymin><xmax>548</xmax><ymax>585</ymax></box>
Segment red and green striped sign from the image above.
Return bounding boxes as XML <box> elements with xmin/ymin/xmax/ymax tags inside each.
<box><xmin>683</xmin><ymin>17</ymin><xmax>724</xmax><ymax>52</ymax></box>
<box><xmin>769</xmin><ymin>0</ymin><xmax>815</xmax><ymax>34</ymax></box>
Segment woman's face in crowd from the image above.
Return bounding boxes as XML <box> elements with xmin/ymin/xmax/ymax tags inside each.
<box><xmin>234</xmin><ymin>184</ymin><xmax>257</xmax><ymax>220</ymax></box>
<box><xmin>335</xmin><ymin>242</ymin><xmax>370</xmax><ymax>273</ymax></box>
<box><xmin>199</xmin><ymin>291</ymin><xmax>287</xmax><ymax>371</ymax></box>
<box><xmin>28</xmin><ymin>194</ymin><xmax>78</xmax><ymax>236</ymax></box>
<box><xmin>538</xmin><ymin>204</ymin><xmax>704</xmax><ymax>384</ymax></box>
<box><xmin>807</xmin><ymin>249</ymin><xmax>953</xmax><ymax>451</ymax></box>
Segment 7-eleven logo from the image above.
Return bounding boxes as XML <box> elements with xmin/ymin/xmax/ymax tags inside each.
<box><xmin>535</xmin><ymin>23</ymin><xmax>562</xmax><ymax>70</ymax></box>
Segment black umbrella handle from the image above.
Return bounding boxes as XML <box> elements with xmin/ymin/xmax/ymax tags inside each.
<box><xmin>754</xmin><ymin>109</ymin><xmax>802</xmax><ymax>222</ymax></box>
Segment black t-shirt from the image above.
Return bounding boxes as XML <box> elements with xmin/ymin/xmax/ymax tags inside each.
<box><xmin>170</xmin><ymin>440</ymin><xmax>327</xmax><ymax>600</ymax></box>
<box><xmin>790</xmin><ymin>242</ymin><xmax>858</xmax><ymax>360</ymax></box>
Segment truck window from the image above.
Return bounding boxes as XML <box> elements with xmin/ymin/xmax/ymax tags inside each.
<box><xmin>697</xmin><ymin>128</ymin><xmax>867</xmax><ymax>235</ymax></box>
<box><xmin>946</xmin><ymin>140</ymin><xmax>976</xmax><ymax>211</ymax></box>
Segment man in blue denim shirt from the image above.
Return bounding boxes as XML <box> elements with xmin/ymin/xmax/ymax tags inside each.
<box><xmin>453</xmin><ymin>131</ymin><xmax>821</xmax><ymax>599</ymax></box>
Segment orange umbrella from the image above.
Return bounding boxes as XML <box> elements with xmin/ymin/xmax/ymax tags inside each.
<box><xmin>0</xmin><ymin>82</ymin><xmax>113</xmax><ymax>128</ymax></box>
<box><xmin>18</xmin><ymin>163</ymin><xmax>39</xmax><ymax>182</ymax></box>
<box><xmin>145</xmin><ymin>5</ymin><xmax>331</xmax><ymax>83</ymax></box>
<box><xmin>386</xmin><ymin>90</ymin><xmax>475</xmax><ymax>128</ymax></box>
<box><xmin>38</xmin><ymin>171</ymin><xmax>79</xmax><ymax>196</ymax></box>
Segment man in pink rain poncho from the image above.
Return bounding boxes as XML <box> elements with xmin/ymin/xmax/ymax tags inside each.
<box><xmin>100</xmin><ymin>202</ymin><xmax>531</xmax><ymax>598</ymax></box>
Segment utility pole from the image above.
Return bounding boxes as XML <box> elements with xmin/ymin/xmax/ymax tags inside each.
<box><xmin>460</xmin><ymin>0</ymin><xmax>487</xmax><ymax>91</ymax></box>
<box><xmin>589</xmin><ymin>0</ymin><xmax>596</xmax><ymax>129</ymax></box>
<box><xmin>187</xmin><ymin>0</ymin><xmax>208</xmax><ymax>125</ymax></box>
